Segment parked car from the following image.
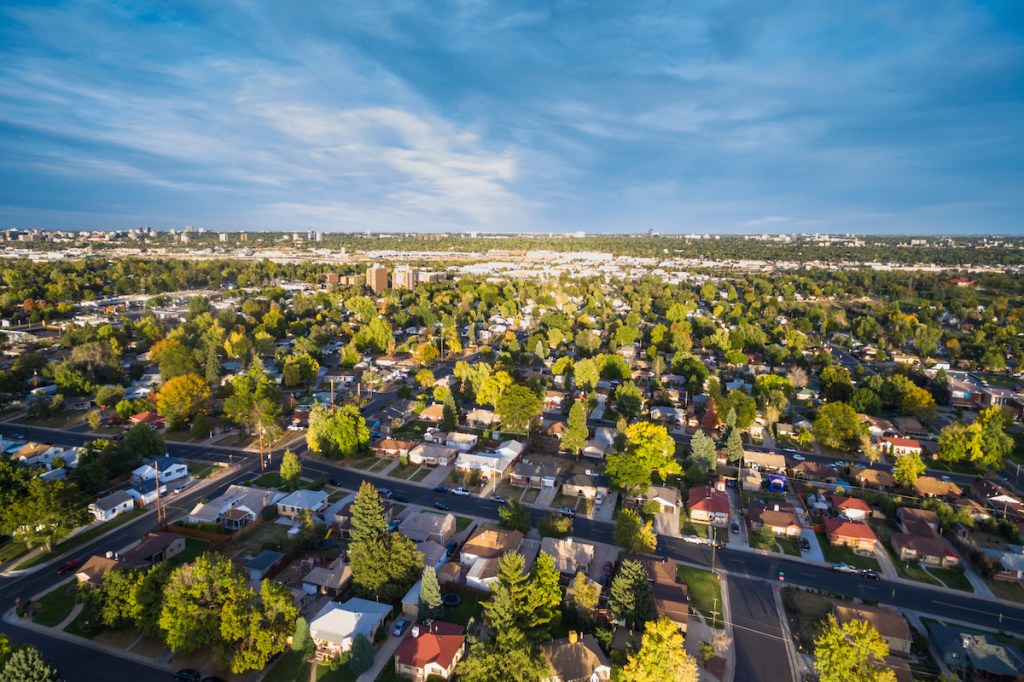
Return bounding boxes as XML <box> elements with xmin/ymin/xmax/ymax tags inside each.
<box><xmin>175</xmin><ymin>670</ymin><xmax>201</xmax><ymax>682</ymax></box>
<box><xmin>800</xmin><ymin>537</ymin><xmax>811</xmax><ymax>551</ymax></box>
<box><xmin>730</xmin><ymin>523</ymin><xmax>740</xmax><ymax>535</ymax></box>
<box><xmin>452</xmin><ymin>487</ymin><xmax>470</xmax><ymax>497</ymax></box>
<box><xmin>392</xmin><ymin>618</ymin><xmax>410</xmax><ymax>637</ymax></box>
<box><xmin>594</xmin><ymin>493</ymin><xmax>605</xmax><ymax>505</ymax></box>
<box><xmin>56</xmin><ymin>558</ymin><xmax>82</xmax><ymax>575</ymax></box>
<box><xmin>832</xmin><ymin>562</ymin><xmax>858</xmax><ymax>574</ymax></box>
<box><xmin>791</xmin><ymin>453</ymin><xmax>806</xmax><ymax>461</ymax></box>
<box><xmin>445</xmin><ymin>540</ymin><xmax>458</xmax><ymax>557</ymax></box>
<box><xmin>378</xmin><ymin>488</ymin><xmax>393</xmax><ymax>499</ymax></box>
<box><xmin>859</xmin><ymin>569</ymin><xmax>881</xmax><ymax>580</ymax></box>
<box><xmin>683</xmin><ymin>535</ymin><xmax>703</xmax><ymax>544</ymax></box>
<box><xmin>434</xmin><ymin>501</ymin><xmax>450</xmax><ymax>511</ymax></box>
<box><xmin>558</xmin><ymin>507</ymin><xmax>576</xmax><ymax>518</ymax></box>
<box><xmin>491</xmin><ymin>495</ymin><xmax>508</xmax><ymax>504</ymax></box>
<box><xmin>393</xmin><ymin>493</ymin><xmax>409</xmax><ymax>503</ymax></box>
<box><xmin>602</xmin><ymin>561</ymin><xmax>613</xmax><ymax>576</ymax></box>
<box><xmin>328</xmin><ymin>478</ymin><xmax>343</xmax><ymax>487</ymax></box>
<box><xmin>388</xmin><ymin>520</ymin><xmax>402</xmax><ymax>532</ymax></box>
<box><xmin>433</xmin><ymin>486</ymin><xmax>449</xmax><ymax>494</ymax></box>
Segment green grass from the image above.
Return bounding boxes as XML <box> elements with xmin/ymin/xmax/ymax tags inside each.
<box><xmin>374</xmin><ymin>657</ymin><xmax>403</xmax><ymax>682</ymax></box>
<box><xmin>521</xmin><ymin>488</ymin><xmax>540</xmax><ymax>503</ymax></box>
<box><xmin>32</xmin><ymin>584</ymin><xmax>78</xmax><ymax>627</ymax></box>
<box><xmin>0</xmin><ymin>538</ymin><xmax>28</xmax><ymax>566</ymax></box>
<box><xmin>409</xmin><ymin>467</ymin><xmax>432</xmax><ymax>482</ymax></box>
<box><xmin>682</xmin><ymin>520</ymin><xmax>728</xmax><ymax>543</ymax></box>
<box><xmin>168</xmin><ymin>538</ymin><xmax>211</xmax><ymax>567</ymax></box>
<box><xmin>814</xmin><ymin>532</ymin><xmax>881</xmax><ymax>571</ymax></box>
<box><xmin>775</xmin><ymin>537</ymin><xmax>801</xmax><ymax>557</ymax></box>
<box><xmin>15</xmin><ymin>509</ymin><xmax>147</xmax><ymax>570</ymax></box>
<box><xmin>368</xmin><ymin>458</ymin><xmax>393</xmax><ymax>472</ymax></box>
<box><xmin>392</xmin><ymin>420</ymin><xmax>432</xmax><ymax>440</ymax></box>
<box><xmin>455</xmin><ymin>516</ymin><xmax>473</xmax><ymax>532</ymax></box>
<box><xmin>316</xmin><ymin>663</ymin><xmax>358</xmax><ymax>681</ymax></box>
<box><xmin>927</xmin><ymin>566</ymin><xmax>972</xmax><ymax>592</ymax></box>
<box><xmin>187</xmin><ymin>462</ymin><xmax>220</xmax><ymax>479</ymax></box>
<box><xmin>348</xmin><ymin>456</ymin><xmax>380</xmax><ymax>471</ymax></box>
<box><xmin>443</xmin><ymin>595</ymin><xmax>483</xmax><ymax>626</ymax></box>
<box><xmin>63</xmin><ymin>608</ymin><xmax>104</xmax><ymax>638</ymax></box>
<box><xmin>387</xmin><ymin>464</ymin><xmax>420</xmax><ymax>480</ymax></box>
<box><xmin>984</xmin><ymin>578</ymin><xmax>1024</xmax><ymax>604</ymax></box>
<box><xmin>892</xmin><ymin>556</ymin><xmax>942</xmax><ymax>586</ymax></box>
<box><xmin>677</xmin><ymin>565</ymin><xmax>723</xmax><ymax>629</ymax></box>
<box><xmin>264</xmin><ymin>651</ymin><xmax>313</xmax><ymax>682</ymax></box>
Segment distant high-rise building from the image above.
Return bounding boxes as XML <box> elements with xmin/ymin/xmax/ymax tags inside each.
<box><xmin>239</xmin><ymin>232</ymin><xmax>249</xmax><ymax>242</ymax></box>
<box><xmin>366</xmin><ymin>264</ymin><xmax>388</xmax><ymax>294</ymax></box>
<box><xmin>393</xmin><ymin>265</ymin><xmax>418</xmax><ymax>290</ymax></box>
<box><xmin>219</xmin><ymin>233</ymin><xmax>228</xmax><ymax>242</ymax></box>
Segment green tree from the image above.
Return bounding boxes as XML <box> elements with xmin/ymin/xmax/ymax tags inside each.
<box><xmin>280</xmin><ymin>449</ymin><xmax>302</xmax><ymax>489</ymax></box>
<box><xmin>0</xmin><ymin>478</ymin><xmax>88</xmax><ymax>551</ymax></box>
<box><xmin>415</xmin><ymin>368</ymin><xmax>435</xmax><ymax>389</ymax></box>
<box><xmin>159</xmin><ymin>554</ymin><xmax>250</xmax><ymax>654</ymax></box>
<box><xmin>155</xmin><ymin>373</ymin><xmax>211</xmax><ymax>428</ymax></box>
<box><xmin>477</xmin><ymin>370</ymin><xmax>513</xmax><ymax>408</ymax></box>
<box><xmin>0</xmin><ymin>645</ymin><xmax>61</xmax><ymax>682</ymax></box>
<box><xmin>561</xmin><ymin>400</ymin><xmax>589</xmax><ymax>455</ymax></box>
<box><xmin>723</xmin><ymin>427</ymin><xmax>744</xmax><ymax>463</ymax></box>
<box><xmin>94</xmin><ymin>384</ymin><xmax>124</xmax><ymax>408</ymax></box>
<box><xmin>850</xmin><ymin>388</ymin><xmax>882</xmax><ymax>415</ymax></box>
<box><xmin>689</xmin><ymin>429</ymin><xmax>717</xmax><ymax>472</ymax></box>
<box><xmin>606</xmin><ymin>421</ymin><xmax>680</xmax><ymax>494</ymax></box>
<box><xmin>613</xmin><ymin>508</ymin><xmax>657</xmax><ymax>554</ymax></box>
<box><xmin>899</xmin><ymin>385</ymin><xmax>936</xmax><ymax>420</ymax></box>
<box><xmin>812</xmin><ymin>402</ymin><xmax>863</xmax><ymax>451</ymax></box>
<box><xmin>573</xmin><ymin>357</ymin><xmax>599</xmax><ymax>392</ymax></box>
<box><xmin>892</xmin><ymin>452</ymin><xmax>926</xmax><ymax>486</ymax></box>
<box><xmin>291</xmin><ymin>617</ymin><xmax>313</xmax><ymax>660</ymax></box>
<box><xmin>614</xmin><ymin>381</ymin><xmax>644</xmax><ymax>420</ymax></box>
<box><xmin>307</xmin><ymin>405</ymin><xmax>370</xmax><ymax>459</ymax></box>
<box><xmin>441</xmin><ymin>392</ymin><xmax>459</xmax><ymax>431</ymax></box>
<box><xmin>456</xmin><ymin>628</ymin><xmax>546</xmax><ymax>682</ymax></box>
<box><xmin>348</xmin><ymin>482</ymin><xmax>423</xmax><ymax>601</ymax></box>
<box><xmin>526</xmin><ymin>551</ymin><xmax>562</xmax><ymax>642</ymax></box>
<box><xmin>609</xmin><ymin>559</ymin><xmax>653</xmax><ymax>628</ymax></box>
<box><xmin>538</xmin><ymin>513</ymin><xmax>572</xmax><ymax>538</ymax></box>
<box><xmin>126</xmin><ymin>421</ymin><xmax>166</xmax><ymax>458</ymax></box>
<box><xmin>813</xmin><ymin>614</ymin><xmax>896</xmax><ymax>682</ymax></box>
<box><xmin>569</xmin><ymin>570</ymin><xmax>599</xmax><ymax>617</ymax></box>
<box><xmin>619</xmin><ymin>617</ymin><xmax>699</xmax><ymax>682</ymax></box>
<box><xmin>87</xmin><ymin>408</ymin><xmax>103</xmax><ymax>431</ymax></box>
<box><xmin>219</xmin><ymin>578</ymin><xmax>299</xmax><ymax>673</ymax></box>
<box><xmin>498</xmin><ymin>499</ymin><xmax>531</xmax><ymax>534</ymax></box>
<box><xmin>496</xmin><ymin>384</ymin><xmax>542</xmax><ymax>433</ymax></box>
<box><xmin>348</xmin><ymin>634</ymin><xmax>375</xmax><ymax>675</ymax></box>
<box><xmin>483</xmin><ymin>551</ymin><xmax>532</xmax><ymax>633</ymax></box>
<box><xmin>418</xmin><ymin>566</ymin><xmax>444</xmax><ymax>620</ymax></box>
<box><xmin>751</xmin><ymin>524</ymin><xmax>776</xmax><ymax>550</ymax></box>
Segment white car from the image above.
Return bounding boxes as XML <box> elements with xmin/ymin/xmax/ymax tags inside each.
<box><xmin>791</xmin><ymin>453</ymin><xmax>806</xmax><ymax>461</ymax></box>
<box><xmin>452</xmin><ymin>487</ymin><xmax>470</xmax><ymax>497</ymax></box>
<box><xmin>594</xmin><ymin>493</ymin><xmax>605</xmax><ymax>505</ymax></box>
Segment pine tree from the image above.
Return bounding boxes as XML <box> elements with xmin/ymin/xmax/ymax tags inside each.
<box><xmin>569</xmin><ymin>571</ymin><xmax>599</xmax><ymax>616</ymax></box>
<box><xmin>483</xmin><ymin>552</ymin><xmax>531</xmax><ymax>632</ymax></box>
<box><xmin>689</xmin><ymin>429</ymin><xmax>717</xmax><ymax>472</ymax></box>
<box><xmin>349</xmin><ymin>481</ymin><xmax>387</xmax><ymax>545</ymax></box>
<box><xmin>418</xmin><ymin>566</ymin><xmax>444</xmax><ymax>620</ymax></box>
<box><xmin>609</xmin><ymin>560</ymin><xmax>653</xmax><ymax>628</ymax></box>
<box><xmin>561</xmin><ymin>400</ymin><xmax>589</xmax><ymax>455</ymax></box>
<box><xmin>0</xmin><ymin>645</ymin><xmax>61</xmax><ymax>682</ymax></box>
<box><xmin>724</xmin><ymin>427</ymin><xmax>744</xmax><ymax>463</ymax></box>
<box><xmin>525</xmin><ymin>551</ymin><xmax>562</xmax><ymax>641</ymax></box>
<box><xmin>442</xmin><ymin>392</ymin><xmax>458</xmax><ymax>431</ymax></box>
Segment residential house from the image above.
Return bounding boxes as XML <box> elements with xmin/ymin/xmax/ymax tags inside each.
<box><xmin>466</xmin><ymin>557</ymin><xmax>501</xmax><ymax>591</ymax></box>
<box><xmin>582</xmin><ymin>439</ymin><xmax>611</xmax><ymax>460</ymax></box>
<box><xmin>510</xmin><ymin>462</ymin><xmax>561</xmax><ymax>489</ymax></box>
<box><xmin>987</xmin><ymin>548</ymin><xmax>1024</xmax><ymax>582</ymax></box>
<box><xmin>371</xmin><ymin>439</ymin><xmax>417</xmax><ymax>459</ymax></box>
<box><xmin>911</xmin><ymin>476</ymin><xmax>962</xmax><ymax>500</ymax></box>
<box><xmin>394</xmin><ymin>621</ymin><xmax>466</xmax><ymax>681</ymax></box>
<box><xmin>309</xmin><ymin>598</ymin><xmax>393</xmax><ymax>660</ymax></box>
<box><xmin>823</xmin><ymin>517</ymin><xmax>877</xmax><ymax>553</ymax></box>
<box><xmin>539</xmin><ymin>634</ymin><xmax>612</xmax><ymax>682</ymax></box>
<box><xmin>744</xmin><ymin>451</ymin><xmax>787</xmax><ymax>472</ymax></box>
<box><xmin>417</xmin><ymin>541</ymin><xmax>448</xmax><ymax>571</ymax></box>
<box><xmin>892</xmin><ymin>417</ymin><xmax>930</xmax><ymax>440</ymax></box>
<box><xmin>302</xmin><ymin>557</ymin><xmax>353</xmax><ymax>596</ymax></box>
<box><xmin>688</xmin><ymin>485</ymin><xmax>730</xmax><ymax>526</ymax></box>
<box><xmin>399</xmin><ymin>511</ymin><xmax>457</xmax><ymax>544</ymax></box>
<box><xmin>445</xmin><ymin>432</ymin><xmax>478</xmax><ymax>452</ymax></box>
<box><xmin>120</xmin><ymin>532</ymin><xmax>185</xmax><ymax>567</ymax></box>
<box><xmin>245</xmin><ymin>550</ymin><xmax>285</xmax><ymax>581</ymax></box>
<box><xmin>455</xmin><ymin>450</ymin><xmax>518</xmax><ymax>480</ymax></box>
<box><xmin>877</xmin><ymin>437</ymin><xmax>923</xmax><ymax>458</ymax></box>
<box><xmin>542</xmin><ymin>419</ymin><xmax>568</xmax><ymax>440</ymax></box>
<box><xmin>186</xmin><ymin>484</ymin><xmax>282</xmax><ymax>530</ymax></box>
<box><xmin>647</xmin><ymin>485</ymin><xmax>680</xmax><ymax>513</ymax></box>
<box><xmin>561</xmin><ymin>473</ymin><xmax>609</xmax><ymax>501</ymax></box>
<box><xmin>928</xmin><ymin>623</ymin><xmax>1024</xmax><ymax>682</ymax></box>
<box><xmin>891</xmin><ymin>507</ymin><xmax>959</xmax><ymax>568</ymax></box>
<box><xmin>790</xmin><ymin>461</ymin><xmax>839</xmax><ymax>482</ymax></box>
<box><xmin>650</xmin><ymin>405</ymin><xmax>686</xmax><ymax>426</ymax></box>
<box><xmin>851</xmin><ymin>467</ymin><xmax>896</xmax><ymax>490</ymax></box>
<box><xmin>380</xmin><ymin>399</ymin><xmax>418</xmax><ymax>427</ymax></box>
<box><xmin>834</xmin><ymin>604</ymin><xmax>912</xmax><ymax>657</ymax></box>
<box><xmin>465</xmin><ymin>408</ymin><xmax>499</xmax><ymax>429</ymax></box>
<box><xmin>544</xmin><ymin>390</ymin><xmax>566</xmax><ymax>410</ymax></box>
<box><xmin>129</xmin><ymin>411</ymin><xmax>165</xmax><ymax>429</ymax></box>
<box><xmin>625</xmin><ymin>555</ymin><xmax>689</xmax><ymax>632</ymax></box>
<box><xmin>276</xmin><ymin>489</ymin><xmax>329</xmax><ymax>519</ymax></box>
<box><xmin>973</xmin><ymin>479</ymin><xmax>1024</xmax><ymax>519</ymax></box>
<box><xmin>409</xmin><ymin>442</ymin><xmax>458</xmax><ymax>467</ymax></box>
<box><xmin>88</xmin><ymin>490</ymin><xmax>136</xmax><ymax>522</ymax></box>
<box><xmin>131</xmin><ymin>456</ymin><xmax>188</xmax><ymax>485</ymax></box>
<box><xmin>460</xmin><ymin>526</ymin><xmax>523</xmax><ymax>565</ymax></box>
<box><xmin>747</xmin><ymin>502</ymin><xmax>802</xmax><ymax>537</ymax></box>
<box><xmin>419</xmin><ymin>403</ymin><xmax>445</xmax><ymax>424</ymax></box>
<box><xmin>540</xmin><ymin>537</ymin><xmax>596</xmax><ymax>576</ymax></box>
<box><xmin>832</xmin><ymin>496</ymin><xmax>872</xmax><ymax>521</ymax></box>
<box><xmin>75</xmin><ymin>555</ymin><xmax>124</xmax><ymax>587</ymax></box>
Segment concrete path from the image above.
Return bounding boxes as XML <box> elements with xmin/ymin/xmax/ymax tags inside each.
<box><xmin>873</xmin><ymin>541</ymin><xmax>900</xmax><ymax>580</ymax></box>
<box><xmin>957</xmin><ymin>562</ymin><xmax>996</xmax><ymax>597</ymax></box>
<box><xmin>798</xmin><ymin>528</ymin><xmax>824</xmax><ymax>563</ymax></box>
<box><xmin>534</xmin><ymin>485</ymin><xmax>558</xmax><ymax>508</ymax></box>
<box><xmin>419</xmin><ymin>464</ymin><xmax>455</xmax><ymax>488</ymax></box>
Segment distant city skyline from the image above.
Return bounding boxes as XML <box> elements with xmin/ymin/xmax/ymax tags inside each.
<box><xmin>1</xmin><ymin>2</ymin><xmax>1022</xmax><ymax>235</ymax></box>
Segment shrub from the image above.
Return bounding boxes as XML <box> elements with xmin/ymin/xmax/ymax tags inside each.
<box><xmin>538</xmin><ymin>513</ymin><xmax>573</xmax><ymax>538</ymax></box>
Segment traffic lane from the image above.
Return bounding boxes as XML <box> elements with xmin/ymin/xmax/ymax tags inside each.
<box><xmin>0</xmin><ymin>626</ymin><xmax>172</xmax><ymax>682</ymax></box>
<box><xmin>729</xmin><ymin>576</ymin><xmax>794</xmax><ymax>682</ymax></box>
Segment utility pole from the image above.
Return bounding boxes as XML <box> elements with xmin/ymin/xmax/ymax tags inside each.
<box><xmin>155</xmin><ymin>460</ymin><xmax>164</xmax><ymax>525</ymax></box>
<box><xmin>709</xmin><ymin>521</ymin><xmax>717</xmax><ymax>574</ymax></box>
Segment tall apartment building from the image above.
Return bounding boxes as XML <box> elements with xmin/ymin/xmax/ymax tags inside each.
<box><xmin>393</xmin><ymin>265</ymin><xmax>418</xmax><ymax>290</ymax></box>
<box><xmin>366</xmin><ymin>264</ymin><xmax>389</xmax><ymax>294</ymax></box>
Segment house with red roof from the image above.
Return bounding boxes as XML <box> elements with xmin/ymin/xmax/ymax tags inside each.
<box><xmin>877</xmin><ymin>436</ymin><xmax>923</xmax><ymax>458</ymax></box>
<box><xmin>129</xmin><ymin>411</ymin><xmax>164</xmax><ymax>429</ymax></box>
<box><xmin>832</xmin><ymin>496</ymin><xmax>872</xmax><ymax>522</ymax></box>
<box><xmin>824</xmin><ymin>517</ymin><xmax>877</xmax><ymax>553</ymax></box>
<box><xmin>393</xmin><ymin>621</ymin><xmax>465</xmax><ymax>680</ymax></box>
<box><xmin>688</xmin><ymin>485</ymin><xmax>730</xmax><ymax>527</ymax></box>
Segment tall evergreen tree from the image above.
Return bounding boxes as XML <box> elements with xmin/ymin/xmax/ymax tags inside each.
<box><xmin>0</xmin><ymin>645</ymin><xmax>61</xmax><ymax>682</ymax></box>
<box><xmin>442</xmin><ymin>392</ymin><xmax>458</xmax><ymax>431</ymax></box>
<box><xmin>525</xmin><ymin>551</ymin><xmax>562</xmax><ymax>641</ymax></box>
<box><xmin>418</xmin><ymin>566</ymin><xmax>444</xmax><ymax>620</ymax></box>
<box><xmin>689</xmin><ymin>429</ymin><xmax>717</xmax><ymax>472</ymax></box>
<box><xmin>609</xmin><ymin>560</ymin><xmax>653</xmax><ymax>628</ymax></box>
<box><xmin>483</xmin><ymin>552</ymin><xmax>531</xmax><ymax>633</ymax></box>
<box><xmin>349</xmin><ymin>481</ymin><xmax>387</xmax><ymax>545</ymax></box>
<box><xmin>724</xmin><ymin>427</ymin><xmax>744</xmax><ymax>463</ymax></box>
<box><xmin>348</xmin><ymin>482</ymin><xmax>422</xmax><ymax>601</ymax></box>
<box><xmin>561</xmin><ymin>400</ymin><xmax>589</xmax><ymax>455</ymax></box>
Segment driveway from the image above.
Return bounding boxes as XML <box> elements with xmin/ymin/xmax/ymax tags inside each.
<box><xmin>799</xmin><ymin>528</ymin><xmax>825</xmax><ymax>563</ymax></box>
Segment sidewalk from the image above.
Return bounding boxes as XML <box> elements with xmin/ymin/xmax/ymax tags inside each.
<box><xmin>356</xmin><ymin>629</ymin><xmax>405</xmax><ymax>682</ymax></box>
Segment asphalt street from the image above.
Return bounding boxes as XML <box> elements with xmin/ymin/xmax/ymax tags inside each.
<box><xmin>729</xmin><ymin>576</ymin><xmax>795</xmax><ymax>682</ymax></box>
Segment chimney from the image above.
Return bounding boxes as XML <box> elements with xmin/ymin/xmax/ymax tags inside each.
<box><xmin>411</xmin><ymin>625</ymin><xmax>420</xmax><ymax>638</ymax></box>
<box><xmin>773</xmin><ymin>504</ymin><xmax>779</xmax><ymax>512</ymax></box>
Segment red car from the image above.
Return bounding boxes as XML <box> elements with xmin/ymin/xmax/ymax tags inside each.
<box><xmin>602</xmin><ymin>561</ymin><xmax>613</xmax><ymax>576</ymax></box>
<box><xmin>56</xmin><ymin>559</ymin><xmax>82</xmax><ymax>575</ymax></box>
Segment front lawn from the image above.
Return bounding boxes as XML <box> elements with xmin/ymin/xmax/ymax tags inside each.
<box><xmin>984</xmin><ymin>578</ymin><xmax>1024</xmax><ymax>604</ymax></box>
<box><xmin>410</xmin><ymin>467</ymin><xmax>432</xmax><ymax>482</ymax></box>
<box><xmin>387</xmin><ymin>463</ymin><xmax>420</xmax><ymax>480</ymax></box>
<box><xmin>265</xmin><ymin>651</ymin><xmax>312</xmax><ymax>682</ymax></box>
<box><xmin>33</xmin><ymin>584</ymin><xmax>78</xmax><ymax>627</ymax></box>
<box><xmin>454</xmin><ymin>516</ymin><xmax>473</xmax><ymax>532</ymax></box>
<box><xmin>814</xmin><ymin>532</ymin><xmax>880</xmax><ymax>571</ymax></box>
<box><xmin>775</xmin><ymin>537</ymin><xmax>801</xmax><ymax>557</ymax></box>
<box><xmin>676</xmin><ymin>565</ymin><xmax>723</xmax><ymax>629</ymax></box>
<box><xmin>927</xmin><ymin>566</ymin><xmax>972</xmax><ymax>592</ymax></box>
<box><xmin>0</xmin><ymin>539</ymin><xmax>27</xmax><ymax>566</ymax></box>
<box><xmin>168</xmin><ymin>538</ymin><xmax>211</xmax><ymax>567</ymax></box>
<box><xmin>187</xmin><ymin>462</ymin><xmax>221</xmax><ymax>479</ymax></box>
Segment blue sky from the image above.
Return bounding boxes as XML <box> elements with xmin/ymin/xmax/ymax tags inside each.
<box><xmin>1</xmin><ymin>1</ymin><xmax>1022</xmax><ymax>234</ymax></box>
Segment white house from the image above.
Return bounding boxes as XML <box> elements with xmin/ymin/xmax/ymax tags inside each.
<box><xmin>277</xmin><ymin>489</ymin><xmax>329</xmax><ymax>519</ymax></box>
<box><xmin>309</xmin><ymin>598</ymin><xmax>393</xmax><ymax>661</ymax></box>
<box><xmin>409</xmin><ymin>442</ymin><xmax>458</xmax><ymax>467</ymax></box>
<box><xmin>14</xmin><ymin>442</ymin><xmax>68</xmax><ymax>469</ymax></box>
<box><xmin>89</xmin><ymin>490</ymin><xmax>136</xmax><ymax>522</ymax></box>
<box><xmin>445</xmin><ymin>432</ymin><xmax>479</xmax><ymax>453</ymax></box>
<box><xmin>131</xmin><ymin>456</ymin><xmax>188</xmax><ymax>485</ymax></box>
